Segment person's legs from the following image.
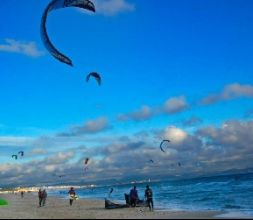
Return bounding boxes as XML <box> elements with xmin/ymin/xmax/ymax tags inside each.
<box><xmin>134</xmin><ymin>199</ymin><xmax>137</xmax><ymax>207</ymax></box>
<box><xmin>39</xmin><ymin>198</ymin><xmax>43</xmax><ymax>207</ymax></box>
<box><xmin>130</xmin><ymin>198</ymin><xmax>134</xmax><ymax>207</ymax></box>
<box><xmin>147</xmin><ymin>198</ymin><xmax>153</xmax><ymax>211</ymax></box>
<box><xmin>150</xmin><ymin>198</ymin><xmax>154</xmax><ymax>211</ymax></box>
<box><xmin>147</xmin><ymin>199</ymin><xmax>151</xmax><ymax>211</ymax></box>
<box><xmin>42</xmin><ymin>198</ymin><xmax>46</xmax><ymax>206</ymax></box>
<box><xmin>70</xmin><ymin>199</ymin><xmax>73</xmax><ymax>206</ymax></box>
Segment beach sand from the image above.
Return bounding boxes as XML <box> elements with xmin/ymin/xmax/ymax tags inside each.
<box><xmin>0</xmin><ymin>193</ymin><xmax>223</xmax><ymax>219</ymax></box>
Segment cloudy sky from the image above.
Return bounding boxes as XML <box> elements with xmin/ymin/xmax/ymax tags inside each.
<box><xmin>0</xmin><ymin>0</ymin><xmax>253</xmax><ymax>188</ymax></box>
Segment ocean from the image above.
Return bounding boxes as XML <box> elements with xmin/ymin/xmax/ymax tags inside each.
<box><xmin>47</xmin><ymin>172</ymin><xmax>253</xmax><ymax>218</ymax></box>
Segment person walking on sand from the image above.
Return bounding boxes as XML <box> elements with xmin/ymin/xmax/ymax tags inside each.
<box><xmin>38</xmin><ymin>189</ymin><xmax>43</xmax><ymax>207</ymax></box>
<box><xmin>68</xmin><ymin>187</ymin><xmax>76</xmax><ymax>206</ymax></box>
<box><xmin>42</xmin><ymin>189</ymin><xmax>47</xmax><ymax>206</ymax></box>
<box><xmin>145</xmin><ymin>185</ymin><xmax>154</xmax><ymax>211</ymax></box>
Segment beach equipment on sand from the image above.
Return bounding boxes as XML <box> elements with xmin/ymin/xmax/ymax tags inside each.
<box><xmin>105</xmin><ymin>194</ymin><xmax>148</xmax><ymax>209</ymax></box>
<box><xmin>105</xmin><ymin>199</ymin><xmax>129</xmax><ymax>209</ymax></box>
<box><xmin>69</xmin><ymin>194</ymin><xmax>79</xmax><ymax>200</ymax></box>
<box><xmin>0</xmin><ymin>199</ymin><xmax>8</xmax><ymax>206</ymax></box>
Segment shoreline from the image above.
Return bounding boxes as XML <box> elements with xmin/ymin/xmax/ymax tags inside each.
<box><xmin>0</xmin><ymin>193</ymin><xmax>226</xmax><ymax>219</ymax></box>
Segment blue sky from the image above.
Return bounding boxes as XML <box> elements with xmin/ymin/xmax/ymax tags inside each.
<box><xmin>0</xmin><ymin>0</ymin><xmax>253</xmax><ymax>187</ymax></box>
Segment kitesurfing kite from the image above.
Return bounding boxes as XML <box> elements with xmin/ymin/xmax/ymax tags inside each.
<box><xmin>41</xmin><ymin>0</ymin><xmax>96</xmax><ymax>66</ymax></box>
<box><xmin>84</xmin><ymin>158</ymin><xmax>89</xmax><ymax>165</ymax></box>
<box><xmin>84</xmin><ymin>158</ymin><xmax>90</xmax><ymax>171</ymax></box>
<box><xmin>86</xmin><ymin>72</ymin><xmax>101</xmax><ymax>86</ymax></box>
<box><xmin>12</xmin><ymin>155</ymin><xmax>18</xmax><ymax>160</ymax></box>
<box><xmin>160</xmin><ymin>140</ymin><xmax>171</xmax><ymax>153</ymax></box>
<box><xmin>18</xmin><ymin>151</ymin><xmax>24</xmax><ymax>157</ymax></box>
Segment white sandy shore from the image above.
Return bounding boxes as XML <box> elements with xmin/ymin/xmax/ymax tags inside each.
<box><xmin>0</xmin><ymin>193</ymin><xmax>224</xmax><ymax>219</ymax></box>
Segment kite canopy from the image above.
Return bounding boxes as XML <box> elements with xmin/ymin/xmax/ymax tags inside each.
<box><xmin>41</xmin><ymin>0</ymin><xmax>96</xmax><ymax>66</ymax></box>
<box><xmin>86</xmin><ymin>72</ymin><xmax>101</xmax><ymax>86</ymax></box>
<box><xmin>12</xmin><ymin>155</ymin><xmax>18</xmax><ymax>160</ymax></box>
<box><xmin>84</xmin><ymin>158</ymin><xmax>89</xmax><ymax>165</ymax></box>
<box><xmin>18</xmin><ymin>151</ymin><xmax>24</xmax><ymax>157</ymax></box>
<box><xmin>84</xmin><ymin>158</ymin><xmax>90</xmax><ymax>172</ymax></box>
<box><xmin>160</xmin><ymin>140</ymin><xmax>171</xmax><ymax>153</ymax></box>
<box><xmin>0</xmin><ymin>199</ymin><xmax>8</xmax><ymax>206</ymax></box>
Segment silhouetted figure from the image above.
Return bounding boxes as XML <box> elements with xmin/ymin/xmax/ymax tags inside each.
<box><xmin>42</xmin><ymin>189</ymin><xmax>47</xmax><ymax>206</ymax></box>
<box><xmin>145</xmin><ymin>185</ymin><xmax>154</xmax><ymax>211</ymax></box>
<box><xmin>68</xmin><ymin>187</ymin><xmax>76</xmax><ymax>206</ymax></box>
<box><xmin>38</xmin><ymin>189</ymin><xmax>43</xmax><ymax>207</ymax></box>
<box><xmin>130</xmin><ymin>186</ymin><xmax>139</xmax><ymax>207</ymax></box>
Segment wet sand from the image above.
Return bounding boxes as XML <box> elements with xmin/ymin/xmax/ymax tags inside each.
<box><xmin>0</xmin><ymin>193</ymin><xmax>223</xmax><ymax>219</ymax></box>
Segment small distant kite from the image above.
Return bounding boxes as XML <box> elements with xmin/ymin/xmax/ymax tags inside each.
<box><xmin>84</xmin><ymin>158</ymin><xmax>90</xmax><ymax>172</ymax></box>
<box><xmin>160</xmin><ymin>140</ymin><xmax>171</xmax><ymax>153</ymax></box>
<box><xmin>12</xmin><ymin>155</ymin><xmax>18</xmax><ymax>160</ymax></box>
<box><xmin>86</xmin><ymin>72</ymin><xmax>101</xmax><ymax>86</ymax></box>
<box><xmin>85</xmin><ymin>158</ymin><xmax>89</xmax><ymax>165</ymax></box>
<box><xmin>18</xmin><ymin>151</ymin><xmax>24</xmax><ymax>157</ymax></box>
<box><xmin>149</xmin><ymin>160</ymin><xmax>154</xmax><ymax>163</ymax></box>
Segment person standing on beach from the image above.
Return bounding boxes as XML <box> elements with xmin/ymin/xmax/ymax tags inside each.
<box><xmin>42</xmin><ymin>189</ymin><xmax>47</xmax><ymax>206</ymax></box>
<box><xmin>130</xmin><ymin>186</ymin><xmax>139</xmax><ymax>207</ymax></box>
<box><xmin>145</xmin><ymin>185</ymin><xmax>154</xmax><ymax>211</ymax></box>
<box><xmin>68</xmin><ymin>187</ymin><xmax>76</xmax><ymax>206</ymax></box>
<box><xmin>38</xmin><ymin>189</ymin><xmax>43</xmax><ymax>207</ymax></box>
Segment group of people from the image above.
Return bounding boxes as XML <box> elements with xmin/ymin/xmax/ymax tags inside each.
<box><xmin>36</xmin><ymin>185</ymin><xmax>154</xmax><ymax>211</ymax></box>
<box><xmin>38</xmin><ymin>189</ymin><xmax>47</xmax><ymax>207</ymax></box>
<box><xmin>129</xmin><ymin>185</ymin><xmax>154</xmax><ymax>211</ymax></box>
<box><xmin>38</xmin><ymin>187</ymin><xmax>77</xmax><ymax>207</ymax></box>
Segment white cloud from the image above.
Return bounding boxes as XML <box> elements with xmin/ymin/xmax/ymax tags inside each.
<box><xmin>30</xmin><ymin>148</ymin><xmax>48</xmax><ymax>155</ymax></box>
<box><xmin>163</xmin><ymin>127</ymin><xmax>188</xmax><ymax>144</ymax></box>
<box><xmin>182</xmin><ymin>116</ymin><xmax>202</xmax><ymax>127</ymax></box>
<box><xmin>93</xmin><ymin>0</ymin><xmax>135</xmax><ymax>16</ymax></box>
<box><xmin>44</xmin><ymin>165</ymin><xmax>57</xmax><ymax>172</ymax></box>
<box><xmin>118</xmin><ymin>96</ymin><xmax>189</xmax><ymax>122</ymax></box>
<box><xmin>78</xmin><ymin>117</ymin><xmax>110</xmax><ymax>133</ymax></box>
<box><xmin>118</xmin><ymin>105</ymin><xmax>153</xmax><ymax>121</ymax></box>
<box><xmin>163</xmin><ymin>96</ymin><xmax>189</xmax><ymax>114</ymax></box>
<box><xmin>0</xmin><ymin>38</ymin><xmax>45</xmax><ymax>57</ymax></box>
<box><xmin>58</xmin><ymin>117</ymin><xmax>111</xmax><ymax>137</ymax></box>
<box><xmin>0</xmin><ymin>136</ymin><xmax>34</xmax><ymax>147</ymax></box>
<box><xmin>201</xmin><ymin>83</ymin><xmax>253</xmax><ymax>105</ymax></box>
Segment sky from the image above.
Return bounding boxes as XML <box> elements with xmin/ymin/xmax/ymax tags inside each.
<box><xmin>0</xmin><ymin>0</ymin><xmax>253</xmax><ymax>188</ymax></box>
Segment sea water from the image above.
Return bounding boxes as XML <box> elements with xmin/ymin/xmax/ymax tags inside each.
<box><xmin>48</xmin><ymin>172</ymin><xmax>253</xmax><ymax>218</ymax></box>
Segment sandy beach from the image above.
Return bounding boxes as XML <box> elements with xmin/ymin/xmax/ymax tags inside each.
<box><xmin>0</xmin><ymin>193</ymin><xmax>224</xmax><ymax>219</ymax></box>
